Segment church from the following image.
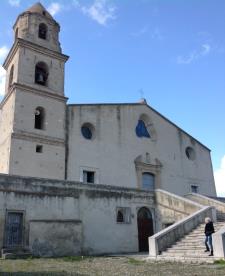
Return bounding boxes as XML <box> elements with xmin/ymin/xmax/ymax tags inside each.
<box><xmin>0</xmin><ymin>3</ymin><xmax>224</xmax><ymax>260</ymax></box>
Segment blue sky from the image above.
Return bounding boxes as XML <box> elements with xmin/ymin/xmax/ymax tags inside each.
<box><xmin>0</xmin><ymin>0</ymin><xmax>225</xmax><ymax>195</ymax></box>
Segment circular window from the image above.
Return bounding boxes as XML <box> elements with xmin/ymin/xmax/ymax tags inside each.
<box><xmin>81</xmin><ymin>123</ymin><xmax>95</xmax><ymax>140</ymax></box>
<box><xmin>185</xmin><ymin>147</ymin><xmax>195</xmax><ymax>160</ymax></box>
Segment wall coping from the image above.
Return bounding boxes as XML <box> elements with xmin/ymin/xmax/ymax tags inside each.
<box><xmin>186</xmin><ymin>193</ymin><xmax>225</xmax><ymax>209</ymax></box>
<box><xmin>0</xmin><ymin>173</ymin><xmax>154</xmax><ymax>198</ymax></box>
<box><xmin>156</xmin><ymin>189</ymin><xmax>203</xmax><ymax>208</ymax></box>
<box><xmin>151</xmin><ymin>206</ymin><xmax>211</xmax><ymax>240</ymax></box>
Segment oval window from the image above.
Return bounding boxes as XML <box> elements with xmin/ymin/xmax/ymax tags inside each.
<box><xmin>185</xmin><ymin>147</ymin><xmax>195</xmax><ymax>160</ymax></box>
<box><xmin>81</xmin><ymin>123</ymin><xmax>95</xmax><ymax>140</ymax></box>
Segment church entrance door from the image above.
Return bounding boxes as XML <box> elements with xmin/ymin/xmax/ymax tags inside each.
<box><xmin>137</xmin><ymin>207</ymin><xmax>154</xmax><ymax>252</ymax></box>
<box><xmin>5</xmin><ymin>212</ymin><xmax>23</xmax><ymax>248</ymax></box>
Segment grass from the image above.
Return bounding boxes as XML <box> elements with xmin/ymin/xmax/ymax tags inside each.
<box><xmin>127</xmin><ymin>257</ymin><xmax>145</xmax><ymax>265</ymax></box>
<box><xmin>214</xmin><ymin>259</ymin><xmax>225</xmax><ymax>265</ymax></box>
<box><xmin>62</xmin><ymin>256</ymin><xmax>90</xmax><ymax>262</ymax></box>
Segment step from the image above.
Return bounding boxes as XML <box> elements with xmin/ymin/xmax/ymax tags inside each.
<box><xmin>2</xmin><ymin>252</ymin><xmax>32</xmax><ymax>259</ymax></box>
<box><xmin>1</xmin><ymin>248</ymin><xmax>32</xmax><ymax>259</ymax></box>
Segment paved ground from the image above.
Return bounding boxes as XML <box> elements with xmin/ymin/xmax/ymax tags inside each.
<box><xmin>0</xmin><ymin>256</ymin><xmax>225</xmax><ymax>275</ymax></box>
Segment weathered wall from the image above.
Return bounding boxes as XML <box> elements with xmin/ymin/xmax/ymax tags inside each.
<box><xmin>67</xmin><ymin>104</ymin><xmax>216</xmax><ymax>197</ymax></box>
<box><xmin>185</xmin><ymin>193</ymin><xmax>225</xmax><ymax>220</ymax></box>
<box><xmin>155</xmin><ymin>189</ymin><xmax>202</xmax><ymax>229</ymax></box>
<box><xmin>0</xmin><ymin>174</ymin><xmax>155</xmax><ymax>256</ymax></box>
<box><xmin>0</xmin><ymin>93</ymin><xmax>15</xmax><ymax>174</ymax></box>
<box><xmin>30</xmin><ymin>220</ymin><xmax>82</xmax><ymax>257</ymax></box>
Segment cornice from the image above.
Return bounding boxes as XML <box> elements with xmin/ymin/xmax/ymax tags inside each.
<box><xmin>0</xmin><ymin>83</ymin><xmax>68</xmax><ymax>110</ymax></box>
<box><xmin>3</xmin><ymin>38</ymin><xmax>69</xmax><ymax>69</ymax></box>
<box><xmin>15</xmin><ymin>83</ymin><xmax>68</xmax><ymax>102</ymax></box>
<box><xmin>12</xmin><ymin>130</ymin><xmax>65</xmax><ymax>146</ymax></box>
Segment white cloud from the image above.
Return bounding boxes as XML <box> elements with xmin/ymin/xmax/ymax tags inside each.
<box><xmin>131</xmin><ymin>26</ymin><xmax>148</xmax><ymax>37</ymax></box>
<box><xmin>75</xmin><ymin>0</ymin><xmax>116</xmax><ymax>26</ymax></box>
<box><xmin>8</xmin><ymin>0</ymin><xmax>20</xmax><ymax>7</ymax></box>
<box><xmin>47</xmin><ymin>2</ymin><xmax>62</xmax><ymax>16</ymax></box>
<box><xmin>0</xmin><ymin>46</ymin><xmax>10</xmax><ymax>96</ymax></box>
<box><xmin>215</xmin><ymin>155</ymin><xmax>225</xmax><ymax>197</ymax></box>
<box><xmin>0</xmin><ymin>46</ymin><xmax>9</xmax><ymax>59</ymax></box>
<box><xmin>177</xmin><ymin>43</ymin><xmax>211</xmax><ymax>65</ymax></box>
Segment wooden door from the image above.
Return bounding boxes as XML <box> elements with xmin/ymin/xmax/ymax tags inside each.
<box><xmin>5</xmin><ymin>212</ymin><xmax>23</xmax><ymax>248</ymax></box>
<box><xmin>137</xmin><ymin>208</ymin><xmax>154</xmax><ymax>252</ymax></box>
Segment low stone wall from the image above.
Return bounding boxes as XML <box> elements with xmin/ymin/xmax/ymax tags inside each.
<box><xmin>213</xmin><ymin>225</ymin><xmax>225</xmax><ymax>258</ymax></box>
<box><xmin>185</xmin><ymin>193</ymin><xmax>225</xmax><ymax>220</ymax></box>
<box><xmin>155</xmin><ymin>189</ymin><xmax>203</xmax><ymax>228</ymax></box>
<box><xmin>149</xmin><ymin>206</ymin><xmax>216</xmax><ymax>257</ymax></box>
<box><xmin>0</xmin><ymin>173</ymin><xmax>155</xmax><ymax>256</ymax></box>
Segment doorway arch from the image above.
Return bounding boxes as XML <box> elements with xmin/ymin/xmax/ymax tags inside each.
<box><xmin>137</xmin><ymin>207</ymin><xmax>154</xmax><ymax>252</ymax></box>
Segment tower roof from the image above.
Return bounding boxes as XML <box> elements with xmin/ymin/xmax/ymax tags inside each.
<box><xmin>25</xmin><ymin>2</ymin><xmax>53</xmax><ymax>19</ymax></box>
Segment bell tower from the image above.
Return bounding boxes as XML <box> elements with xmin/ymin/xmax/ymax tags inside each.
<box><xmin>0</xmin><ymin>3</ymin><xmax>69</xmax><ymax>179</ymax></box>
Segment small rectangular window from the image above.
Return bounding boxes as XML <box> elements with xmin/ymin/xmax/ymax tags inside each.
<box><xmin>36</xmin><ymin>145</ymin><xmax>43</xmax><ymax>153</ymax></box>
<box><xmin>191</xmin><ymin>185</ymin><xmax>199</xmax><ymax>193</ymax></box>
<box><xmin>116</xmin><ymin>207</ymin><xmax>131</xmax><ymax>224</ymax></box>
<box><xmin>83</xmin><ymin>171</ymin><xmax>95</xmax><ymax>184</ymax></box>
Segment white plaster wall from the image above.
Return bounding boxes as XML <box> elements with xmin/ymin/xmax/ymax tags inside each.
<box><xmin>0</xmin><ymin>191</ymin><xmax>79</xmax><ymax>249</ymax></box>
<box><xmin>67</xmin><ymin>104</ymin><xmax>216</xmax><ymax>197</ymax></box>
<box><xmin>79</xmin><ymin>193</ymin><xmax>154</xmax><ymax>254</ymax></box>
<box><xmin>0</xmin><ymin>175</ymin><xmax>156</xmax><ymax>255</ymax></box>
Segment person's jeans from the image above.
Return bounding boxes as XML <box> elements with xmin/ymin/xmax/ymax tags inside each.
<box><xmin>205</xmin><ymin>234</ymin><xmax>213</xmax><ymax>251</ymax></box>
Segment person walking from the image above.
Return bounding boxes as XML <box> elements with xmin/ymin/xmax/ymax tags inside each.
<box><xmin>204</xmin><ymin>217</ymin><xmax>215</xmax><ymax>256</ymax></box>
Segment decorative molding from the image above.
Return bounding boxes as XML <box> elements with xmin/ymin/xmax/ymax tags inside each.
<box><xmin>3</xmin><ymin>38</ymin><xmax>69</xmax><ymax>70</ymax></box>
<box><xmin>12</xmin><ymin>130</ymin><xmax>65</xmax><ymax>146</ymax></box>
<box><xmin>0</xmin><ymin>83</ymin><xmax>68</xmax><ymax>109</ymax></box>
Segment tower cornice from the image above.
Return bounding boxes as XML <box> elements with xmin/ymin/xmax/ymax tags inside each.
<box><xmin>3</xmin><ymin>38</ymin><xmax>69</xmax><ymax>70</ymax></box>
<box><xmin>0</xmin><ymin>83</ymin><xmax>68</xmax><ymax>110</ymax></box>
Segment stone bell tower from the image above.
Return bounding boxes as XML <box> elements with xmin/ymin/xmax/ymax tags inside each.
<box><xmin>0</xmin><ymin>3</ymin><xmax>69</xmax><ymax>179</ymax></box>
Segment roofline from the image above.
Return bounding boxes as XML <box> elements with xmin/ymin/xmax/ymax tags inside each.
<box><xmin>67</xmin><ymin>102</ymin><xmax>211</xmax><ymax>151</ymax></box>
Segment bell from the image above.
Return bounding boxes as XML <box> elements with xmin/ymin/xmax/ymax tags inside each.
<box><xmin>37</xmin><ymin>73</ymin><xmax>44</xmax><ymax>83</ymax></box>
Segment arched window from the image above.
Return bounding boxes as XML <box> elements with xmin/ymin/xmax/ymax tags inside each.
<box><xmin>142</xmin><ymin>172</ymin><xmax>155</xmax><ymax>191</ymax></box>
<box><xmin>38</xmin><ymin>23</ymin><xmax>47</xmax><ymax>39</ymax></box>
<box><xmin>136</xmin><ymin>120</ymin><xmax>150</xmax><ymax>138</ymax></box>
<box><xmin>34</xmin><ymin>107</ymin><xmax>45</xmax><ymax>130</ymax></box>
<box><xmin>35</xmin><ymin>62</ymin><xmax>48</xmax><ymax>86</ymax></box>
<box><xmin>138</xmin><ymin>207</ymin><xmax>152</xmax><ymax>220</ymax></box>
<box><xmin>8</xmin><ymin>65</ymin><xmax>14</xmax><ymax>89</ymax></box>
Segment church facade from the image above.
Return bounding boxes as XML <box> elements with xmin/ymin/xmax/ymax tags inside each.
<box><xmin>0</xmin><ymin>3</ymin><xmax>218</xmax><ymax>257</ymax></box>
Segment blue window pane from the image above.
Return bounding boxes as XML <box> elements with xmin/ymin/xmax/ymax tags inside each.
<box><xmin>81</xmin><ymin>126</ymin><xmax>92</xmax><ymax>139</ymax></box>
<box><xmin>142</xmin><ymin>173</ymin><xmax>155</xmax><ymax>190</ymax></box>
<box><xmin>136</xmin><ymin>120</ymin><xmax>150</xmax><ymax>138</ymax></box>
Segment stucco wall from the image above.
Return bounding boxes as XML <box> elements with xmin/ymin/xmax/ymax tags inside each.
<box><xmin>67</xmin><ymin>104</ymin><xmax>216</xmax><ymax>197</ymax></box>
<box><xmin>0</xmin><ymin>174</ymin><xmax>155</xmax><ymax>256</ymax></box>
<box><xmin>30</xmin><ymin>220</ymin><xmax>82</xmax><ymax>257</ymax></box>
<box><xmin>155</xmin><ymin>189</ymin><xmax>203</xmax><ymax>228</ymax></box>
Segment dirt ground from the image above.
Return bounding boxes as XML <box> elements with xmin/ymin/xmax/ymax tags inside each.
<box><xmin>0</xmin><ymin>256</ymin><xmax>225</xmax><ymax>276</ymax></box>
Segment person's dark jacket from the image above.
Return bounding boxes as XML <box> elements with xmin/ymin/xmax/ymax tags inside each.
<box><xmin>205</xmin><ymin>221</ymin><xmax>215</xmax><ymax>236</ymax></box>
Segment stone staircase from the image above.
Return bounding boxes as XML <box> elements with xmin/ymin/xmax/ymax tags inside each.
<box><xmin>155</xmin><ymin>221</ymin><xmax>225</xmax><ymax>263</ymax></box>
